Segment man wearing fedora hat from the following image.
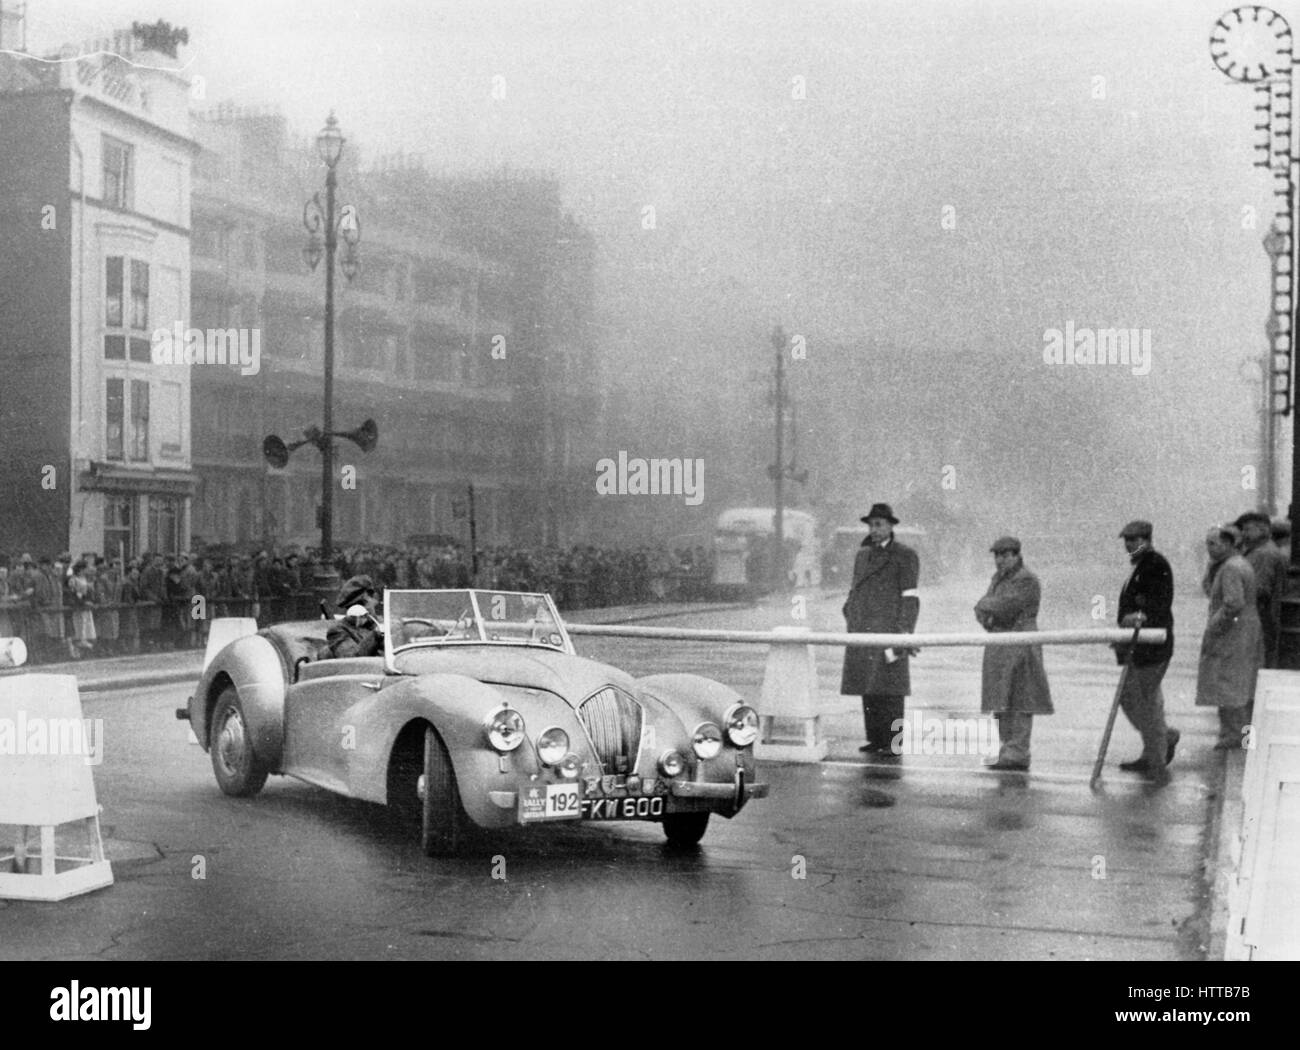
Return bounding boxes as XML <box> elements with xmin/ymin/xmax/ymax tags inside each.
<box><xmin>840</xmin><ymin>502</ymin><xmax>921</xmax><ymax>755</ymax></box>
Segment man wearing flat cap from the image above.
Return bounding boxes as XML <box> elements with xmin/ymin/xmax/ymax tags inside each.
<box><xmin>325</xmin><ymin>574</ymin><xmax>384</xmax><ymax>658</ymax></box>
<box><xmin>840</xmin><ymin>502</ymin><xmax>921</xmax><ymax>755</ymax></box>
<box><xmin>1234</xmin><ymin>511</ymin><xmax>1287</xmax><ymax>668</ymax></box>
<box><xmin>974</xmin><ymin>537</ymin><xmax>1052</xmax><ymax>771</ymax></box>
<box><xmin>1113</xmin><ymin>520</ymin><xmax>1178</xmax><ymax>779</ymax></box>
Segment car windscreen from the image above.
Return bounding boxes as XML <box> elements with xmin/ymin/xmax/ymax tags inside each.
<box><xmin>385</xmin><ymin>590</ymin><xmax>568</xmax><ymax>652</ymax></box>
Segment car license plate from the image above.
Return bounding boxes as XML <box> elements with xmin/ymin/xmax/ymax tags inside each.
<box><xmin>582</xmin><ymin>796</ymin><xmax>666</xmax><ymax>821</ymax></box>
<box><xmin>519</xmin><ymin>783</ymin><xmax>581</xmax><ymax>822</ymax></box>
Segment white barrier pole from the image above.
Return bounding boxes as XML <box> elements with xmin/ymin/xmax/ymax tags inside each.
<box><xmin>565</xmin><ymin>624</ymin><xmax>1165</xmax><ymax>764</ymax></box>
<box><xmin>565</xmin><ymin>624</ymin><xmax>1167</xmax><ymax>648</ymax></box>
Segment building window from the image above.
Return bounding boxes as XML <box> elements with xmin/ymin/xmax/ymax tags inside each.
<box><xmin>106</xmin><ymin>257</ymin><xmax>123</xmax><ymax>326</ymax></box>
<box><xmin>102</xmin><ymin>136</ymin><xmax>133</xmax><ymax>209</ymax></box>
<box><xmin>106</xmin><ymin>379</ymin><xmax>124</xmax><ymax>460</ymax></box>
<box><xmin>130</xmin><ymin>380</ymin><xmax>149</xmax><ymax>461</ymax></box>
<box><xmin>130</xmin><ymin>260</ymin><xmax>149</xmax><ymax>329</ymax></box>
<box><xmin>193</xmin><ymin>216</ymin><xmax>225</xmax><ymax>260</ymax></box>
<box><xmin>106</xmin><ymin>256</ymin><xmax>151</xmax><ymax>359</ymax></box>
<box><xmin>103</xmin><ymin>495</ymin><xmax>134</xmax><ymax>562</ymax></box>
<box><xmin>148</xmin><ymin>496</ymin><xmax>181</xmax><ymax>556</ymax></box>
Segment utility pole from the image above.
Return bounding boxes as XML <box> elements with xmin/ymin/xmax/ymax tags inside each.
<box><xmin>772</xmin><ymin>325</ymin><xmax>786</xmax><ymax>592</ymax></box>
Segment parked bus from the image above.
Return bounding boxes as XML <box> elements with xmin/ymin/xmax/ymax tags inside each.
<box><xmin>822</xmin><ymin>523</ymin><xmax>935</xmax><ymax>589</ymax></box>
<box><xmin>712</xmin><ymin>507</ymin><xmax>821</xmax><ymax>594</ymax></box>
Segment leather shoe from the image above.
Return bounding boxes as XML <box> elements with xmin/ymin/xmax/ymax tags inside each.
<box><xmin>1165</xmin><ymin>728</ymin><xmax>1180</xmax><ymax>765</ymax></box>
<box><xmin>1119</xmin><ymin>758</ymin><xmax>1150</xmax><ymax>773</ymax></box>
<box><xmin>988</xmin><ymin>759</ymin><xmax>1029</xmax><ymax>771</ymax></box>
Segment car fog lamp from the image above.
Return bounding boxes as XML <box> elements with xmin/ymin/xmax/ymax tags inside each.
<box><xmin>559</xmin><ymin>753</ymin><xmax>581</xmax><ymax>779</ymax></box>
<box><xmin>725</xmin><ymin>704</ymin><xmax>760</xmax><ymax>747</ymax></box>
<box><xmin>659</xmin><ymin>749</ymin><xmax>686</xmax><ymax>777</ymax></box>
<box><xmin>485</xmin><ymin>707</ymin><xmax>526</xmax><ymax>752</ymax></box>
<box><xmin>537</xmin><ymin>726</ymin><xmax>570</xmax><ymax>766</ymax></box>
<box><xmin>692</xmin><ymin>722</ymin><xmax>723</xmax><ymax>760</ymax></box>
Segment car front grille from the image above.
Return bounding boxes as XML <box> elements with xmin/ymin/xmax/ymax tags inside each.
<box><xmin>578</xmin><ymin>687</ymin><xmax>643</xmax><ymax>774</ymax></box>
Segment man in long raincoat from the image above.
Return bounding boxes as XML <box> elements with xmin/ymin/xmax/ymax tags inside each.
<box><xmin>1196</xmin><ymin>525</ymin><xmax>1263</xmax><ymax>750</ymax></box>
<box><xmin>974</xmin><ymin>536</ymin><xmax>1052</xmax><ymax>771</ymax></box>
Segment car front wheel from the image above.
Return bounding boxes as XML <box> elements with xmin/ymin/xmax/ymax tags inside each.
<box><xmin>210</xmin><ymin>685</ymin><xmax>269</xmax><ymax>797</ymax></box>
<box><xmin>420</xmin><ymin>726</ymin><xmax>468</xmax><ymax>856</ymax></box>
<box><xmin>662</xmin><ymin>811</ymin><xmax>710</xmax><ymax>847</ymax></box>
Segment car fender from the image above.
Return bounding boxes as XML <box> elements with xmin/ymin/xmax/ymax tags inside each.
<box><xmin>190</xmin><ymin>633</ymin><xmax>288</xmax><ymax>771</ymax></box>
<box><xmin>636</xmin><ymin>672</ymin><xmax>747</xmax><ymax>732</ymax></box>
<box><xmin>348</xmin><ymin>673</ymin><xmax>557</xmax><ymax>825</ymax></box>
<box><xmin>637</xmin><ymin>672</ymin><xmax>759</xmax><ymax>789</ymax></box>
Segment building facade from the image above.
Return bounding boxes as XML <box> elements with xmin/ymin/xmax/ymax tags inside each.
<box><xmin>189</xmin><ymin>108</ymin><xmax>600</xmax><ymax>552</ymax></box>
<box><xmin>0</xmin><ymin>23</ymin><xmax>197</xmax><ymax>560</ymax></box>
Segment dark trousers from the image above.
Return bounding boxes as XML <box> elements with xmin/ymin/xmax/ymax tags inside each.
<box><xmin>1118</xmin><ymin>659</ymin><xmax>1173</xmax><ymax>768</ymax></box>
<box><xmin>862</xmin><ymin>694</ymin><xmax>905</xmax><ymax>749</ymax></box>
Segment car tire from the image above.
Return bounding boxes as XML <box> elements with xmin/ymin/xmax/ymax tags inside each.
<box><xmin>210</xmin><ymin>685</ymin><xmax>269</xmax><ymax>797</ymax></box>
<box><xmin>662</xmin><ymin>811</ymin><xmax>710</xmax><ymax>847</ymax></box>
<box><xmin>420</xmin><ymin>726</ymin><xmax>467</xmax><ymax>856</ymax></box>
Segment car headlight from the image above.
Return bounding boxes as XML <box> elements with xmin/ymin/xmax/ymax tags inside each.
<box><xmin>691</xmin><ymin>722</ymin><xmax>723</xmax><ymax>760</ymax></box>
<box><xmin>484</xmin><ymin>706</ymin><xmax>526</xmax><ymax>752</ymax></box>
<box><xmin>558</xmin><ymin>753</ymin><xmax>581</xmax><ymax>779</ymax></box>
<box><xmin>536</xmin><ymin>726</ymin><xmax>569</xmax><ymax>766</ymax></box>
<box><xmin>725</xmin><ymin>704</ymin><xmax>760</xmax><ymax>747</ymax></box>
<box><xmin>659</xmin><ymin>749</ymin><xmax>686</xmax><ymax>777</ymax></box>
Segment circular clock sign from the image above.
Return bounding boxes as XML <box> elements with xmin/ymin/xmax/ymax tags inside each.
<box><xmin>1211</xmin><ymin>6</ymin><xmax>1292</xmax><ymax>82</ymax></box>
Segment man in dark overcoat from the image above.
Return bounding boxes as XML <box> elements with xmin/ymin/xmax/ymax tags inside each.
<box><xmin>840</xmin><ymin>503</ymin><xmax>920</xmax><ymax>754</ymax></box>
<box><xmin>1113</xmin><ymin>520</ymin><xmax>1179</xmax><ymax>780</ymax></box>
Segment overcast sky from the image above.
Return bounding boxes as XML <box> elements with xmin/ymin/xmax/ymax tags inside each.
<box><xmin>18</xmin><ymin>0</ymin><xmax>1292</xmax><ymax>551</ymax></box>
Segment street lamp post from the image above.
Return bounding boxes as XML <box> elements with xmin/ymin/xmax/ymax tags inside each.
<box><xmin>766</xmin><ymin>325</ymin><xmax>808</xmax><ymax>592</ymax></box>
<box><xmin>263</xmin><ymin>112</ymin><xmax>367</xmax><ymax>604</ymax></box>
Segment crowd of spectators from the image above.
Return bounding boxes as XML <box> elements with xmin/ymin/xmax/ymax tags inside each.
<box><xmin>0</xmin><ymin>539</ymin><xmax>715</xmax><ymax>666</ymax></box>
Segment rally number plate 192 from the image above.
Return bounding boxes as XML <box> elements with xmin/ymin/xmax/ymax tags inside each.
<box><xmin>519</xmin><ymin>783</ymin><xmax>581</xmax><ymax>822</ymax></box>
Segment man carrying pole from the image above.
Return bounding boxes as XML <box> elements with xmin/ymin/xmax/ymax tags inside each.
<box><xmin>1109</xmin><ymin>520</ymin><xmax>1178</xmax><ymax>783</ymax></box>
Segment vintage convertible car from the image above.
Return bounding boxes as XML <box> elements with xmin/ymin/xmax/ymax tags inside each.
<box><xmin>179</xmin><ymin>589</ymin><xmax>768</xmax><ymax>853</ymax></box>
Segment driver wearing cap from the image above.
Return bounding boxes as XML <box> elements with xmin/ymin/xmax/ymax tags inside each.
<box><xmin>326</xmin><ymin>575</ymin><xmax>384</xmax><ymax>658</ymax></box>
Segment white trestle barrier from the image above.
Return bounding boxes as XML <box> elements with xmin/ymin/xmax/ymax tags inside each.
<box><xmin>204</xmin><ymin>617</ymin><xmax>258</xmax><ymax>670</ymax></box>
<box><xmin>756</xmin><ymin>627</ymin><xmax>827</xmax><ymax>762</ymax></box>
<box><xmin>1227</xmin><ymin>668</ymin><xmax>1300</xmax><ymax>959</ymax></box>
<box><xmin>191</xmin><ymin>618</ymin><xmax>258</xmax><ymax>744</ymax></box>
<box><xmin>0</xmin><ymin>674</ymin><xmax>113</xmax><ymax>901</ymax></box>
